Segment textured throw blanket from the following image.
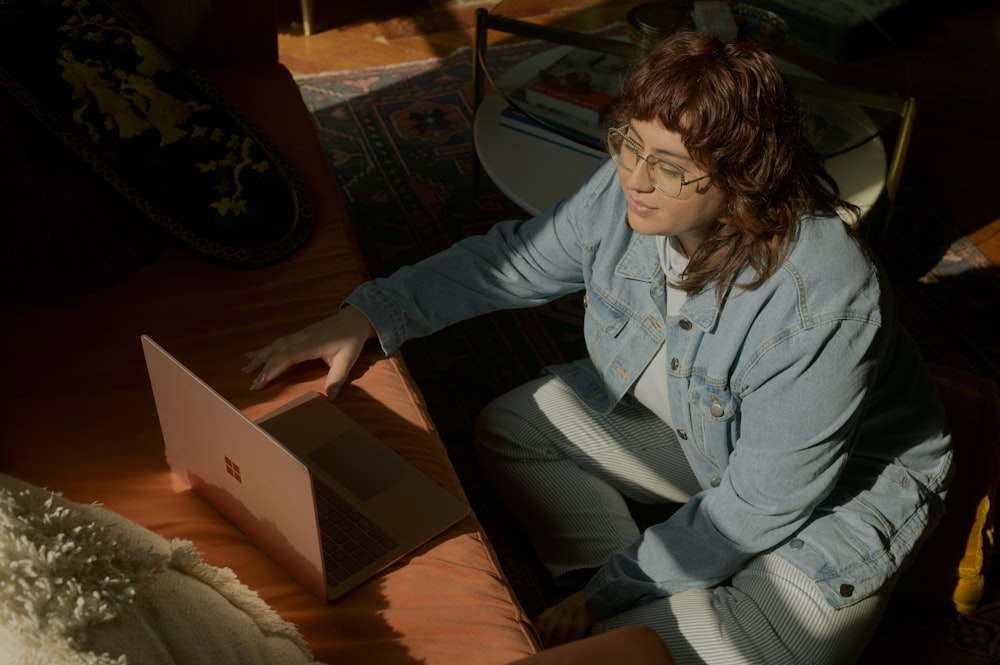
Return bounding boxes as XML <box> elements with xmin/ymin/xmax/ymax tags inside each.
<box><xmin>0</xmin><ymin>474</ymin><xmax>320</xmax><ymax>665</ymax></box>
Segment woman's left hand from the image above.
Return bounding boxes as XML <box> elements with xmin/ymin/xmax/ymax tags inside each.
<box><xmin>535</xmin><ymin>590</ymin><xmax>598</xmax><ymax>648</ymax></box>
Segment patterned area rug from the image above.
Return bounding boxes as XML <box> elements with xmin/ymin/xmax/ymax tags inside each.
<box><xmin>296</xmin><ymin>39</ymin><xmax>581</xmax><ymax>617</ymax></box>
<box><xmin>294</xmin><ymin>42</ymin><xmax>1000</xmax><ymax>659</ymax></box>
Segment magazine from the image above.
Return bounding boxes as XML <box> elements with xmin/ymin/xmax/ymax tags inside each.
<box><xmin>498</xmin><ymin>105</ymin><xmax>608</xmax><ymax>160</ymax></box>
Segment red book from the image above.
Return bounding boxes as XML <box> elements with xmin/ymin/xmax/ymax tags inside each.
<box><xmin>523</xmin><ymin>49</ymin><xmax>630</xmax><ymax>123</ymax></box>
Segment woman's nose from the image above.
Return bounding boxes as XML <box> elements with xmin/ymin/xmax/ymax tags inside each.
<box><xmin>626</xmin><ymin>158</ymin><xmax>655</xmax><ymax>192</ymax></box>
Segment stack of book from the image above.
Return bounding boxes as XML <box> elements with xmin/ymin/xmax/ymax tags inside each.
<box><xmin>499</xmin><ymin>47</ymin><xmax>631</xmax><ymax>159</ymax></box>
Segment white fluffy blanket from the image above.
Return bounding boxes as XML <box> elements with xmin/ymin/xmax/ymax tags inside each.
<box><xmin>0</xmin><ymin>474</ymin><xmax>321</xmax><ymax>665</ymax></box>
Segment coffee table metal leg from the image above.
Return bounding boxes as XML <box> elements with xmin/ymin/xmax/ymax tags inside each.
<box><xmin>300</xmin><ymin>0</ymin><xmax>314</xmax><ymax>36</ymax></box>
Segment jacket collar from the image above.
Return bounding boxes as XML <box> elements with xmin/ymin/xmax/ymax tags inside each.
<box><xmin>615</xmin><ymin>232</ymin><xmax>726</xmax><ymax>333</ymax></box>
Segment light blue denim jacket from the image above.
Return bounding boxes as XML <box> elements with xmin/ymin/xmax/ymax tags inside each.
<box><xmin>346</xmin><ymin>159</ymin><xmax>952</xmax><ymax>616</ymax></box>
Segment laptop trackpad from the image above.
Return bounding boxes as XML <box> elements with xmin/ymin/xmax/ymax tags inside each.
<box><xmin>308</xmin><ymin>431</ymin><xmax>408</xmax><ymax>501</ymax></box>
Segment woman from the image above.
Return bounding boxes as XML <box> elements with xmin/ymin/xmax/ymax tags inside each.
<box><xmin>245</xmin><ymin>32</ymin><xmax>951</xmax><ymax>664</ymax></box>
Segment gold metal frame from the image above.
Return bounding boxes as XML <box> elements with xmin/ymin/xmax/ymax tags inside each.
<box><xmin>301</xmin><ymin>0</ymin><xmax>315</xmax><ymax>36</ymax></box>
<box><xmin>783</xmin><ymin>74</ymin><xmax>917</xmax><ymax>249</ymax></box>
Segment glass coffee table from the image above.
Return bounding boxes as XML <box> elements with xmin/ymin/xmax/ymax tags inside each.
<box><xmin>472</xmin><ymin>0</ymin><xmax>913</xmax><ymax>233</ymax></box>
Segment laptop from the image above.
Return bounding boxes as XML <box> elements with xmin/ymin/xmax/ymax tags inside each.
<box><xmin>140</xmin><ymin>335</ymin><xmax>469</xmax><ymax>603</ymax></box>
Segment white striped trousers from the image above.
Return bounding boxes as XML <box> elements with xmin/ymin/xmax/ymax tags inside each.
<box><xmin>474</xmin><ymin>375</ymin><xmax>893</xmax><ymax>664</ymax></box>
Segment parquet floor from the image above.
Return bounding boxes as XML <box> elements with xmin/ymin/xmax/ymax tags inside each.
<box><xmin>273</xmin><ymin>0</ymin><xmax>1000</xmax><ymax>265</ymax></box>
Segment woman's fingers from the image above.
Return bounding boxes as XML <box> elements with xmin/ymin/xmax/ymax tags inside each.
<box><xmin>244</xmin><ymin>308</ymin><xmax>375</xmax><ymax>396</ymax></box>
<box><xmin>243</xmin><ymin>335</ymin><xmax>309</xmax><ymax>391</ymax></box>
<box><xmin>323</xmin><ymin>344</ymin><xmax>361</xmax><ymax>400</ymax></box>
<box><xmin>536</xmin><ymin>590</ymin><xmax>598</xmax><ymax>648</ymax></box>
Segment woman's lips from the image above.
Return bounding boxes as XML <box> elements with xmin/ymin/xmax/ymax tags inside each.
<box><xmin>629</xmin><ymin>196</ymin><xmax>657</xmax><ymax>215</ymax></box>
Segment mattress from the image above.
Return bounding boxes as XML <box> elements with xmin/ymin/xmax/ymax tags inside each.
<box><xmin>0</xmin><ymin>60</ymin><xmax>538</xmax><ymax>664</ymax></box>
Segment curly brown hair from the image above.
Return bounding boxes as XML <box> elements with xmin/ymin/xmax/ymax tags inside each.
<box><xmin>611</xmin><ymin>31</ymin><xmax>856</xmax><ymax>300</ymax></box>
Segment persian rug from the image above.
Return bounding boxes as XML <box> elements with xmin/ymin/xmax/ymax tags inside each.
<box><xmin>296</xmin><ymin>39</ymin><xmax>583</xmax><ymax>617</ymax></box>
<box><xmin>294</xmin><ymin>41</ymin><xmax>1000</xmax><ymax>659</ymax></box>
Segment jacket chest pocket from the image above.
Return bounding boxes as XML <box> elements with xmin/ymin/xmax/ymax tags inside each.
<box><xmin>686</xmin><ymin>379</ymin><xmax>737</xmax><ymax>468</ymax></box>
<box><xmin>583</xmin><ymin>289</ymin><xmax>628</xmax><ymax>357</ymax></box>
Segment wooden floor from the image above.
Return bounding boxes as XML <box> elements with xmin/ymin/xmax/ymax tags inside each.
<box><xmin>274</xmin><ymin>0</ymin><xmax>1000</xmax><ymax>266</ymax></box>
<box><xmin>275</xmin><ymin>0</ymin><xmax>639</xmax><ymax>73</ymax></box>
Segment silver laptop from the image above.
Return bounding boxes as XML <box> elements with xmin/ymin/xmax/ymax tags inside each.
<box><xmin>140</xmin><ymin>335</ymin><xmax>469</xmax><ymax>603</ymax></box>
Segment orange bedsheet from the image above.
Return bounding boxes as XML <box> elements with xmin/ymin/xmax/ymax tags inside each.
<box><xmin>0</xmin><ymin>60</ymin><xmax>538</xmax><ymax>664</ymax></box>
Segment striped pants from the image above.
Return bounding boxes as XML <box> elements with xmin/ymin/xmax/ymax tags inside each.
<box><xmin>474</xmin><ymin>375</ymin><xmax>894</xmax><ymax>664</ymax></box>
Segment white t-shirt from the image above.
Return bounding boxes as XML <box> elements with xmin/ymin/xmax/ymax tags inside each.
<box><xmin>630</xmin><ymin>236</ymin><xmax>688</xmax><ymax>426</ymax></box>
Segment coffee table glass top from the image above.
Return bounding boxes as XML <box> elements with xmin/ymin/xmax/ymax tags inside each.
<box><xmin>483</xmin><ymin>0</ymin><xmax>910</xmax><ymax>157</ymax></box>
<box><xmin>474</xmin><ymin>0</ymin><xmax>903</xmax><ymax>215</ymax></box>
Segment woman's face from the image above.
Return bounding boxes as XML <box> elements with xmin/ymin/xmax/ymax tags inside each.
<box><xmin>616</xmin><ymin>118</ymin><xmax>728</xmax><ymax>255</ymax></box>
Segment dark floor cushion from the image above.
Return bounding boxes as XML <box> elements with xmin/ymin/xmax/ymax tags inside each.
<box><xmin>0</xmin><ymin>89</ymin><xmax>169</xmax><ymax>297</ymax></box>
<box><xmin>0</xmin><ymin>0</ymin><xmax>313</xmax><ymax>295</ymax></box>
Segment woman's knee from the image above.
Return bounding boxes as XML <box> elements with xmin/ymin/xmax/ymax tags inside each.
<box><xmin>472</xmin><ymin>398</ymin><xmax>510</xmax><ymax>459</ymax></box>
<box><xmin>475</xmin><ymin>392</ymin><xmax>534</xmax><ymax>464</ymax></box>
<box><xmin>474</xmin><ymin>376</ymin><xmax>555</xmax><ymax>459</ymax></box>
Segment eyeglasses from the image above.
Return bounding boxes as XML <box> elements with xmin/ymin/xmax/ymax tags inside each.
<box><xmin>607</xmin><ymin>127</ymin><xmax>711</xmax><ymax>198</ymax></box>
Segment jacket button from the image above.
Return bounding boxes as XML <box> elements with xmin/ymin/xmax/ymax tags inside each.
<box><xmin>676</xmin><ymin>429</ymin><xmax>687</xmax><ymax>440</ymax></box>
<box><xmin>710</xmin><ymin>477</ymin><xmax>721</xmax><ymax>487</ymax></box>
<box><xmin>839</xmin><ymin>584</ymin><xmax>854</xmax><ymax>598</ymax></box>
<box><xmin>709</xmin><ymin>396</ymin><xmax>724</xmax><ymax>418</ymax></box>
<box><xmin>789</xmin><ymin>539</ymin><xmax>804</xmax><ymax>550</ymax></box>
<box><xmin>670</xmin><ymin>358</ymin><xmax>680</xmax><ymax>370</ymax></box>
<box><xmin>679</xmin><ymin>319</ymin><xmax>692</xmax><ymax>330</ymax></box>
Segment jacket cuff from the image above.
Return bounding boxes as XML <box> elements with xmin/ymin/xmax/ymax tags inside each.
<box><xmin>343</xmin><ymin>282</ymin><xmax>404</xmax><ymax>356</ymax></box>
<box><xmin>584</xmin><ymin>564</ymin><xmax>637</xmax><ymax>618</ymax></box>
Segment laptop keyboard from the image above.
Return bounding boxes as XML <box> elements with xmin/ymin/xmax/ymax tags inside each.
<box><xmin>314</xmin><ymin>481</ymin><xmax>399</xmax><ymax>586</ymax></box>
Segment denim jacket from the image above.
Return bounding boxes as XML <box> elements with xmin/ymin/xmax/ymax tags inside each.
<box><xmin>346</xmin><ymin>159</ymin><xmax>953</xmax><ymax>616</ymax></box>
